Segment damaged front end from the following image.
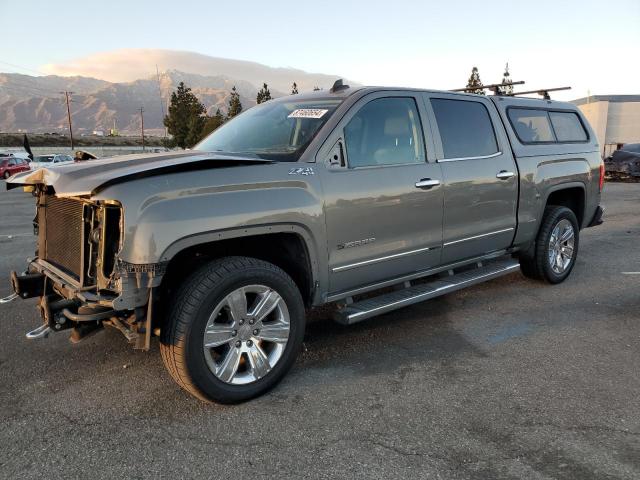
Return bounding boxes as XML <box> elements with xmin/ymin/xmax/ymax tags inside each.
<box><xmin>11</xmin><ymin>191</ymin><xmax>161</xmax><ymax>350</ymax></box>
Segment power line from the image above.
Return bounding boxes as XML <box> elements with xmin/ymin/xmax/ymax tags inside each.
<box><xmin>0</xmin><ymin>84</ymin><xmax>59</xmax><ymax>99</ymax></box>
<box><xmin>0</xmin><ymin>76</ymin><xmax>62</xmax><ymax>96</ymax></box>
<box><xmin>0</xmin><ymin>60</ymin><xmax>49</xmax><ymax>76</ymax></box>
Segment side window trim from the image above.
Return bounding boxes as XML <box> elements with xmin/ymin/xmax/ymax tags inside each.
<box><xmin>437</xmin><ymin>151</ymin><xmax>503</xmax><ymax>163</ymax></box>
<box><xmin>506</xmin><ymin>106</ymin><xmax>590</xmax><ymax>145</ymax></box>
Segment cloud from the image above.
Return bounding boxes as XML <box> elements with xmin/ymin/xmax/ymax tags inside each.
<box><xmin>42</xmin><ymin>49</ymin><xmax>220</xmax><ymax>82</ymax></box>
<box><xmin>40</xmin><ymin>49</ymin><xmax>346</xmax><ymax>93</ymax></box>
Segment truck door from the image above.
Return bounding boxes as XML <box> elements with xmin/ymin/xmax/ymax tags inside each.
<box><xmin>319</xmin><ymin>92</ymin><xmax>444</xmax><ymax>295</ymax></box>
<box><xmin>423</xmin><ymin>93</ymin><xmax>518</xmax><ymax>264</ymax></box>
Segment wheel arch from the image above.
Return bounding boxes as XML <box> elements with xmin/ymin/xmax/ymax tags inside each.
<box><xmin>542</xmin><ymin>182</ymin><xmax>586</xmax><ymax>228</ymax></box>
<box><xmin>158</xmin><ymin>224</ymin><xmax>322</xmax><ymax>309</ymax></box>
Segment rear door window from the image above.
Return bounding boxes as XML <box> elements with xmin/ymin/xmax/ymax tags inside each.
<box><xmin>507</xmin><ymin>109</ymin><xmax>556</xmax><ymax>143</ymax></box>
<box><xmin>549</xmin><ymin>111</ymin><xmax>588</xmax><ymax>142</ymax></box>
<box><xmin>430</xmin><ymin>99</ymin><xmax>499</xmax><ymax>159</ymax></box>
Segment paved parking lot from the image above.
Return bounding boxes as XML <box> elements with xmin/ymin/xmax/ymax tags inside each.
<box><xmin>0</xmin><ymin>183</ymin><xmax>638</xmax><ymax>480</ymax></box>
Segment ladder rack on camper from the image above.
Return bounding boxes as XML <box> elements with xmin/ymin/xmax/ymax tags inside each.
<box><xmin>451</xmin><ymin>82</ymin><xmax>571</xmax><ymax>99</ymax></box>
<box><xmin>451</xmin><ymin>81</ymin><xmax>525</xmax><ymax>95</ymax></box>
<box><xmin>507</xmin><ymin>86</ymin><xmax>571</xmax><ymax>100</ymax></box>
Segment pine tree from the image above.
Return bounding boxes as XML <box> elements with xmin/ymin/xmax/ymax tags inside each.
<box><xmin>163</xmin><ymin>81</ymin><xmax>206</xmax><ymax>149</ymax></box>
<box><xmin>199</xmin><ymin>108</ymin><xmax>226</xmax><ymax>140</ymax></box>
<box><xmin>291</xmin><ymin>82</ymin><xmax>299</xmax><ymax>95</ymax></box>
<box><xmin>227</xmin><ymin>86</ymin><xmax>243</xmax><ymax>119</ymax></box>
<box><xmin>498</xmin><ymin>62</ymin><xmax>514</xmax><ymax>95</ymax></box>
<box><xmin>465</xmin><ymin>67</ymin><xmax>485</xmax><ymax>95</ymax></box>
<box><xmin>185</xmin><ymin>115</ymin><xmax>206</xmax><ymax>148</ymax></box>
<box><xmin>256</xmin><ymin>83</ymin><xmax>272</xmax><ymax>104</ymax></box>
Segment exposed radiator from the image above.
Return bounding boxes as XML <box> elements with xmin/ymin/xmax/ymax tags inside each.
<box><xmin>39</xmin><ymin>196</ymin><xmax>86</xmax><ymax>279</ymax></box>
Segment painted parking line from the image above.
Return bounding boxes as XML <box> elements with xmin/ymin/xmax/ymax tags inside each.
<box><xmin>621</xmin><ymin>272</ymin><xmax>640</xmax><ymax>275</ymax></box>
<box><xmin>0</xmin><ymin>233</ymin><xmax>32</xmax><ymax>239</ymax></box>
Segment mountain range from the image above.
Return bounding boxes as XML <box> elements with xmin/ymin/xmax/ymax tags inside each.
<box><xmin>0</xmin><ymin>50</ymin><xmax>353</xmax><ymax>135</ymax></box>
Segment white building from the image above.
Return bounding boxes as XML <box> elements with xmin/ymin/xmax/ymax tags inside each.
<box><xmin>572</xmin><ymin>95</ymin><xmax>640</xmax><ymax>157</ymax></box>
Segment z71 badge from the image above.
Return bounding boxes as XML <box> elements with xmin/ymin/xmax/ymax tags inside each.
<box><xmin>288</xmin><ymin>167</ymin><xmax>315</xmax><ymax>176</ymax></box>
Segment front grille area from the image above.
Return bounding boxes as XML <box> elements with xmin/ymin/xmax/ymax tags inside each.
<box><xmin>39</xmin><ymin>196</ymin><xmax>86</xmax><ymax>280</ymax></box>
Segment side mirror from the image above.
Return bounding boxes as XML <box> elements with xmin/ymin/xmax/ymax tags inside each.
<box><xmin>327</xmin><ymin>139</ymin><xmax>345</xmax><ymax>168</ymax></box>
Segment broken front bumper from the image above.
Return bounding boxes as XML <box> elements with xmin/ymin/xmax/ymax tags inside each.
<box><xmin>10</xmin><ymin>259</ymin><xmax>159</xmax><ymax>349</ymax></box>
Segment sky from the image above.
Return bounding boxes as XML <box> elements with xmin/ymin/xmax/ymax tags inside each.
<box><xmin>0</xmin><ymin>0</ymin><xmax>639</xmax><ymax>101</ymax></box>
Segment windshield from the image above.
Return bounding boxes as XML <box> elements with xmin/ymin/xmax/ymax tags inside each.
<box><xmin>35</xmin><ymin>155</ymin><xmax>54</xmax><ymax>163</ymax></box>
<box><xmin>195</xmin><ymin>99</ymin><xmax>342</xmax><ymax>161</ymax></box>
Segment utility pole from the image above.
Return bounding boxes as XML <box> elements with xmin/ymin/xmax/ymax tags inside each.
<box><xmin>155</xmin><ymin>64</ymin><xmax>167</xmax><ymax>138</ymax></box>
<box><xmin>139</xmin><ymin>107</ymin><xmax>145</xmax><ymax>151</ymax></box>
<box><xmin>61</xmin><ymin>91</ymin><xmax>75</xmax><ymax>150</ymax></box>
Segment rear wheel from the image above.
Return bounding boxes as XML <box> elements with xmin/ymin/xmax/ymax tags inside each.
<box><xmin>160</xmin><ymin>256</ymin><xmax>305</xmax><ymax>403</ymax></box>
<box><xmin>3</xmin><ymin>171</ymin><xmax>10</xmax><ymax>179</ymax></box>
<box><xmin>519</xmin><ymin>206</ymin><xmax>579</xmax><ymax>283</ymax></box>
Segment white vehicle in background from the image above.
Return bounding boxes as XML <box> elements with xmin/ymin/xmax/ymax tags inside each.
<box><xmin>29</xmin><ymin>154</ymin><xmax>74</xmax><ymax>170</ymax></box>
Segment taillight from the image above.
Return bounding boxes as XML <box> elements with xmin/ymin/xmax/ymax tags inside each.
<box><xmin>599</xmin><ymin>162</ymin><xmax>605</xmax><ymax>192</ymax></box>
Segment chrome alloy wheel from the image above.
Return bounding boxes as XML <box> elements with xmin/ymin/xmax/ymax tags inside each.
<box><xmin>202</xmin><ymin>285</ymin><xmax>290</xmax><ymax>385</ymax></box>
<box><xmin>548</xmin><ymin>219</ymin><xmax>575</xmax><ymax>274</ymax></box>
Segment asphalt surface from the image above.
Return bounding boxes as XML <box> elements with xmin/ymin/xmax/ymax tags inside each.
<box><xmin>0</xmin><ymin>183</ymin><xmax>638</xmax><ymax>480</ymax></box>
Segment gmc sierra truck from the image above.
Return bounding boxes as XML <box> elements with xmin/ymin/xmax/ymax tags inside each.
<box><xmin>6</xmin><ymin>82</ymin><xmax>604</xmax><ymax>403</ymax></box>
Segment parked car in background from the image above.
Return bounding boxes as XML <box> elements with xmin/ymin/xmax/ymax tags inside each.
<box><xmin>0</xmin><ymin>156</ymin><xmax>30</xmax><ymax>179</ymax></box>
<box><xmin>1</xmin><ymin>151</ymin><xmax>32</xmax><ymax>163</ymax></box>
<box><xmin>604</xmin><ymin>143</ymin><xmax>640</xmax><ymax>177</ymax></box>
<box><xmin>29</xmin><ymin>154</ymin><xmax>74</xmax><ymax>170</ymax></box>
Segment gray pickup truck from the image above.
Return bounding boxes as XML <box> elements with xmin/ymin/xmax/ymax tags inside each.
<box><xmin>7</xmin><ymin>82</ymin><xmax>604</xmax><ymax>403</ymax></box>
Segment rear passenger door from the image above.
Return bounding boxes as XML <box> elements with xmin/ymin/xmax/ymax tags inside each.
<box><xmin>319</xmin><ymin>92</ymin><xmax>444</xmax><ymax>294</ymax></box>
<box><xmin>423</xmin><ymin>93</ymin><xmax>518</xmax><ymax>264</ymax></box>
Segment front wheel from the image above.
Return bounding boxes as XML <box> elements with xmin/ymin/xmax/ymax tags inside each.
<box><xmin>519</xmin><ymin>206</ymin><xmax>580</xmax><ymax>283</ymax></box>
<box><xmin>160</xmin><ymin>256</ymin><xmax>305</xmax><ymax>403</ymax></box>
<box><xmin>3</xmin><ymin>171</ymin><xmax>10</xmax><ymax>179</ymax></box>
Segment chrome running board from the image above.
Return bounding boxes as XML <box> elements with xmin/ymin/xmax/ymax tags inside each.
<box><xmin>333</xmin><ymin>257</ymin><xmax>520</xmax><ymax>325</ymax></box>
<box><xmin>0</xmin><ymin>293</ymin><xmax>18</xmax><ymax>304</ymax></box>
<box><xmin>26</xmin><ymin>324</ymin><xmax>52</xmax><ymax>340</ymax></box>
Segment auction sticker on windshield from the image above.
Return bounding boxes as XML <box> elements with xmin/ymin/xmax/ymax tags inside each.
<box><xmin>288</xmin><ymin>109</ymin><xmax>328</xmax><ymax>119</ymax></box>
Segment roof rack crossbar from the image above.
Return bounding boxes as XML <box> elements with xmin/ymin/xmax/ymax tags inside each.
<box><xmin>451</xmin><ymin>81</ymin><xmax>525</xmax><ymax>94</ymax></box>
<box><xmin>507</xmin><ymin>86</ymin><xmax>571</xmax><ymax>100</ymax></box>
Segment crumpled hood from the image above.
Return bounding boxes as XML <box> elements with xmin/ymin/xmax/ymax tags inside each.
<box><xmin>6</xmin><ymin>151</ymin><xmax>273</xmax><ymax>197</ymax></box>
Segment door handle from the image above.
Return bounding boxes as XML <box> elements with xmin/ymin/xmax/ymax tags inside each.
<box><xmin>415</xmin><ymin>178</ymin><xmax>441</xmax><ymax>189</ymax></box>
<box><xmin>496</xmin><ymin>170</ymin><xmax>515</xmax><ymax>180</ymax></box>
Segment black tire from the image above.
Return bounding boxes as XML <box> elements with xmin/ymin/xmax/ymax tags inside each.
<box><xmin>160</xmin><ymin>256</ymin><xmax>305</xmax><ymax>403</ymax></box>
<box><xmin>519</xmin><ymin>206</ymin><xmax>579</xmax><ymax>284</ymax></box>
<box><xmin>3</xmin><ymin>171</ymin><xmax>10</xmax><ymax>179</ymax></box>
